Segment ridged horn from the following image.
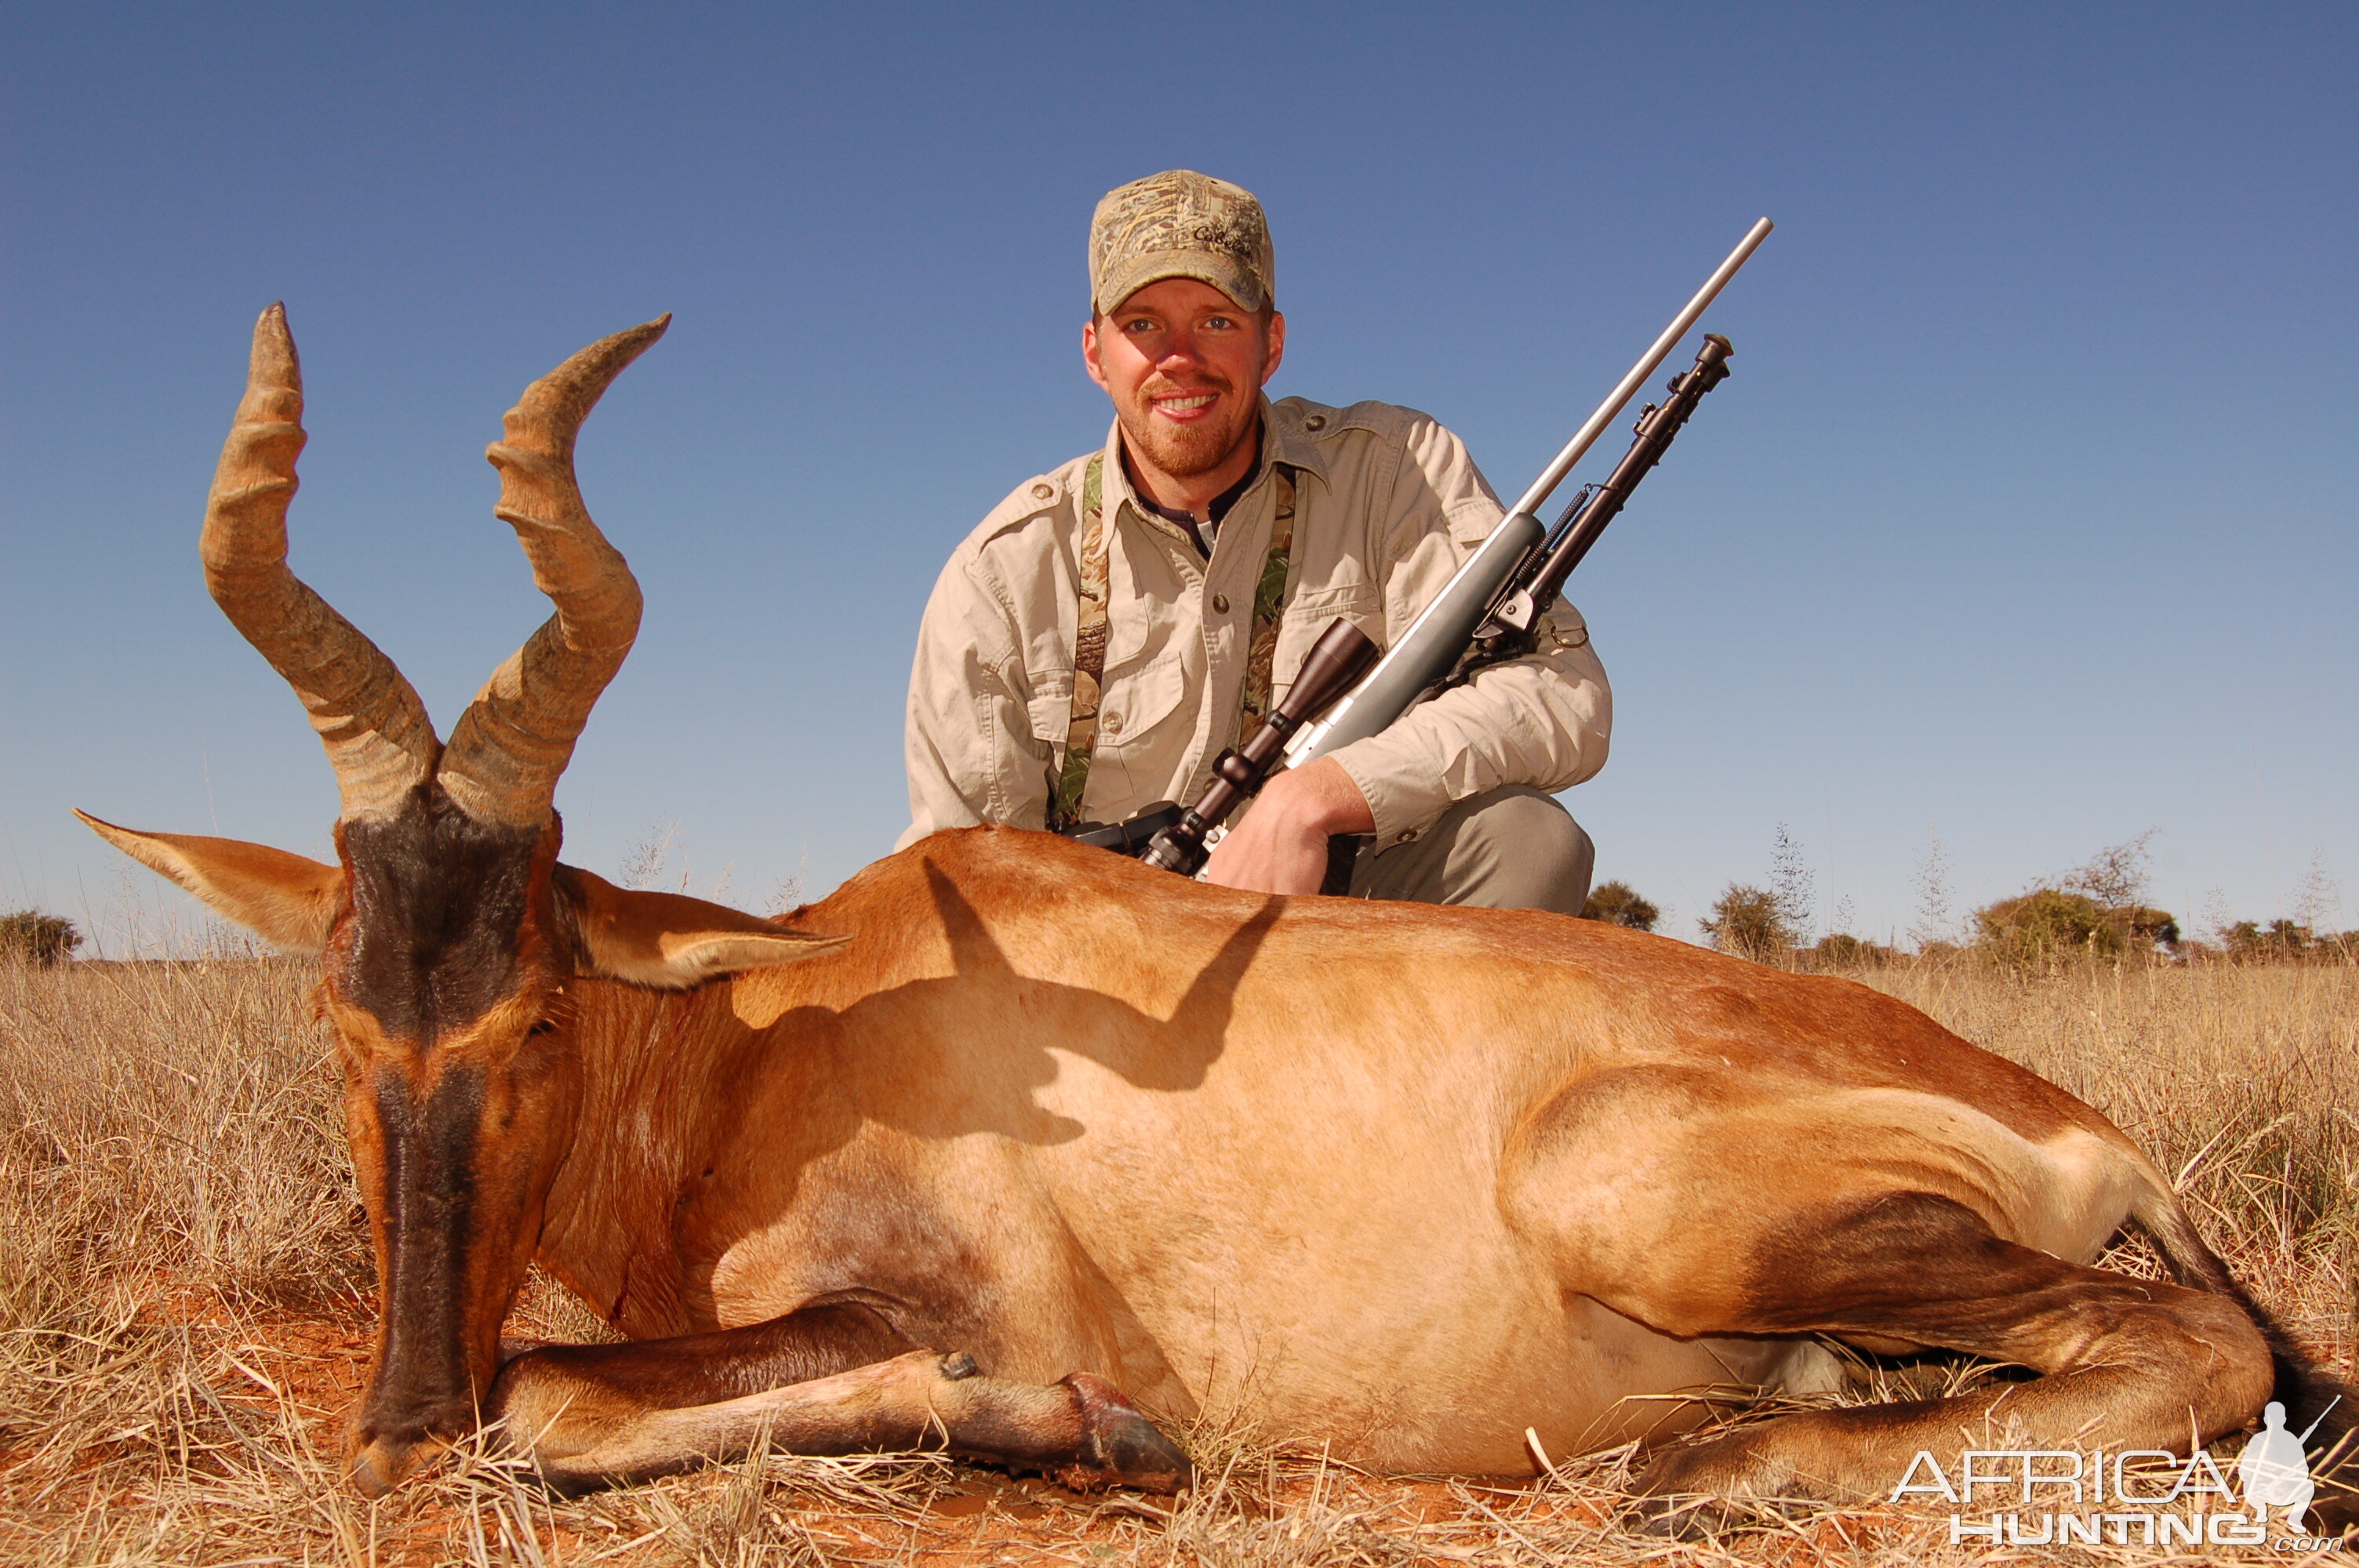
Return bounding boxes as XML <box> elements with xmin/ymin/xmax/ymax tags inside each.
<box><xmin>202</xmin><ymin>304</ymin><xmax>439</xmax><ymax>822</ymax></box>
<box><xmin>434</xmin><ymin>316</ymin><xmax>669</xmax><ymax>828</ymax></box>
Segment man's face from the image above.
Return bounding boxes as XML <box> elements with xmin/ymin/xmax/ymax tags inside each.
<box><xmin>1083</xmin><ymin>278</ymin><xmax>1285</xmax><ymax>481</ymax></box>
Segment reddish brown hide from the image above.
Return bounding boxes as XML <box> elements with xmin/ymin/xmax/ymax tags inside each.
<box><xmin>82</xmin><ymin>308</ymin><xmax>2353</xmax><ymax>1528</ymax></box>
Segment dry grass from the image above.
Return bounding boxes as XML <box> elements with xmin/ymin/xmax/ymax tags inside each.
<box><xmin>1863</xmin><ymin>958</ymin><xmax>2359</xmax><ymax>1353</ymax></box>
<box><xmin>2</xmin><ymin>951</ymin><xmax>2354</xmax><ymax>1565</ymax></box>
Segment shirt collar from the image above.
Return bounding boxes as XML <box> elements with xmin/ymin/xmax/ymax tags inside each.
<box><xmin>1129</xmin><ymin>423</ymin><xmax>1261</xmax><ymax>549</ymax></box>
<box><xmin>1096</xmin><ymin>411</ymin><xmax>1258</xmax><ymax>551</ymax></box>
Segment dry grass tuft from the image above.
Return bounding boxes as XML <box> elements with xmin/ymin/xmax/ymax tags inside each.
<box><xmin>2</xmin><ymin>952</ymin><xmax>2352</xmax><ymax>1564</ymax></box>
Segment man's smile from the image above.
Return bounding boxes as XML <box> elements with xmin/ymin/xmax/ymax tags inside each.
<box><xmin>1150</xmin><ymin>389</ymin><xmax>1220</xmax><ymax>421</ymax></box>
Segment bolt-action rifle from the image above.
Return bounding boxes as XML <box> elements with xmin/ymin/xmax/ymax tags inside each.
<box><xmin>1060</xmin><ymin>217</ymin><xmax>1775</xmax><ymax>879</ymax></box>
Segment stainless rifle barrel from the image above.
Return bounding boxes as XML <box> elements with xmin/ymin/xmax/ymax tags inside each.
<box><xmin>1507</xmin><ymin>216</ymin><xmax>1773</xmax><ymax>520</ymax></box>
<box><xmin>1280</xmin><ymin>216</ymin><xmax>1773</xmax><ymax>773</ymax></box>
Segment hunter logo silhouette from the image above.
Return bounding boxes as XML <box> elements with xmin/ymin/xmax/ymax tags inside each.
<box><xmin>2240</xmin><ymin>1398</ymin><xmax>2337</xmax><ymax>1532</ymax></box>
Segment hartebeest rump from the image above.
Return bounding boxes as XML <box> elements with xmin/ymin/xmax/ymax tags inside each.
<box><xmin>84</xmin><ymin>308</ymin><xmax>2352</xmax><ymax>1528</ymax></box>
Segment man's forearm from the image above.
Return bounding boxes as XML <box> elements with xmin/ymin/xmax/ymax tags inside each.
<box><xmin>1200</xmin><ymin>757</ymin><xmax>1371</xmax><ymax>895</ymax></box>
<box><xmin>1327</xmin><ymin>623</ymin><xmax>1609</xmax><ymax>846</ymax></box>
<box><xmin>1256</xmin><ymin>757</ymin><xmax>1374</xmax><ymax>836</ymax></box>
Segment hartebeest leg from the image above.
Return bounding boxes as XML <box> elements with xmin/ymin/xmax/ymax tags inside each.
<box><xmin>1621</xmin><ymin>1191</ymin><xmax>2274</xmax><ymax>1523</ymax></box>
<box><xmin>488</xmin><ymin>1305</ymin><xmax>1190</xmax><ymax>1494</ymax></box>
<box><xmin>1505</xmin><ymin>1072</ymin><xmax>2292</xmax><ymax>1526</ymax></box>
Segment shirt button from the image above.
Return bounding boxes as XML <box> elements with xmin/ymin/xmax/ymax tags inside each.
<box><xmin>1395</xmin><ymin>830</ymin><xmax>1416</xmax><ymax>844</ymax></box>
<box><xmin>1304</xmin><ymin>414</ymin><xmax>1327</xmax><ymax>432</ymax></box>
<box><xmin>1103</xmin><ymin>711</ymin><xmax>1123</xmax><ymax>734</ymax></box>
<box><xmin>1212</xmin><ymin>592</ymin><xmax>1230</xmax><ymax>613</ymax></box>
<box><xmin>1031</xmin><ymin>482</ymin><xmax>1054</xmax><ymax>499</ymax></box>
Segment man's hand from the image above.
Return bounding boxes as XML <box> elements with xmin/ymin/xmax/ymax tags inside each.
<box><xmin>1201</xmin><ymin>757</ymin><xmax>1375</xmax><ymax>895</ymax></box>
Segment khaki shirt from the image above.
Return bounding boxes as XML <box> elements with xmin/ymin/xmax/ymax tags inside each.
<box><xmin>898</xmin><ymin>396</ymin><xmax>1612</xmax><ymax>851</ymax></box>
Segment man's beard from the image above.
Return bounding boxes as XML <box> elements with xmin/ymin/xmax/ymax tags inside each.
<box><xmin>1121</xmin><ymin>379</ymin><xmax>1256</xmax><ymax>479</ymax></box>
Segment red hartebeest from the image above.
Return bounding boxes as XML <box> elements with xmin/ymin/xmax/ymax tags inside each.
<box><xmin>84</xmin><ymin>308</ymin><xmax>2351</xmax><ymax>1529</ymax></box>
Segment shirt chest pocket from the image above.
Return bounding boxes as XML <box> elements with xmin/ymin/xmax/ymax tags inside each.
<box><xmin>1021</xmin><ymin>650</ymin><xmax>1189</xmax><ymax>755</ymax></box>
<box><xmin>1091</xmin><ymin>648</ymin><xmax>1188</xmax><ymax>754</ymax></box>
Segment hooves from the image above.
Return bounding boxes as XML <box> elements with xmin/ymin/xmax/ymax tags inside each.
<box><xmin>1054</xmin><ymin>1373</ymin><xmax>1196</xmax><ymax>1494</ymax></box>
<box><xmin>348</xmin><ymin>1436</ymin><xmax>416</xmax><ymax>1500</ymax></box>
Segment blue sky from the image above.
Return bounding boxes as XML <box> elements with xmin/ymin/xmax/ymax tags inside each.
<box><xmin>3</xmin><ymin>2</ymin><xmax>2352</xmax><ymax>951</ymax></box>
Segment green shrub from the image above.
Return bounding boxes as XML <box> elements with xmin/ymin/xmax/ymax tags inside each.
<box><xmin>0</xmin><ymin>911</ymin><xmax>82</xmax><ymax>967</ymax></box>
<box><xmin>1579</xmin><ymin>880</ymin><xmax>1659</xmax><ymax>932</ymax></box>
<box><xmin>1975</xmin><ymin>888</ymin><xmax>2118</xmax><ymax>963</ymax></box>
<box><xmin>1807</xmin><ymin>932</ymin><xmax>1899</xmax><ymax>970</ymax></box>
<box><xmin>2225</xmin><ymin>920</ymin><xmax>2311</xmax><ymax>961</ymax></box>
<box><xmin>1972</xmin><ymin>888</ymin><xmax>2177</xmax><ymax>967</ymax></box>
<box><xmin>1699</xmin><ymin>884</ymin><xmax>1792</xmax><ymax>961</ymax></box>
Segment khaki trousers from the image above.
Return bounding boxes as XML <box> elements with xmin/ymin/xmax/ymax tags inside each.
<box><xmin>1343</xmin><ymin>785</ymin><xmax>1595</xmax><ymax>916</ymax></box>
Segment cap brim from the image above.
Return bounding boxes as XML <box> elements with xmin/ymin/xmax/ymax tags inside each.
<box><xmin>1094</xmin><ymin>249</ymin><xmax>1266</xmax><ymax>316</ymax></box>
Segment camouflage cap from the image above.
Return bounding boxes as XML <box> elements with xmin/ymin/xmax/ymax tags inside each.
<box><xmin>1089</xmin><ymin>170</ymin><xmax>1274</xmax><ymax>317</ymax></box>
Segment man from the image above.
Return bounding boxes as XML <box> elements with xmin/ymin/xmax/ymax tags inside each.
<box><xmin>899</xmin><ymin>170</ymin><xmax>1609</xmax><ymax>912</ymax></box>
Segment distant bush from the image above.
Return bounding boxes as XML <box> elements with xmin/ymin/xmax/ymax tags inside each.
<box><xmin>1579</xmin><ymin>880</ymin><xmax>1659</xmax><ymax>932</ymax></box>
<box><xmin>1973</xmin><ymin>887</ymin><xmax>2178</xmax><ymax>967</ymax></box>
<box><xmin>1963</xmin><ymin>834</ymin><xmax>2185</xmax><ymax>969</ymax></box>
<box><xmin>2213</xmin><ymin>920</ymin><xmax>2359</xmax><ymax>965</ymax></box>
<box><xmin>0</xmin><ymin>910</ymin><xmax>82</xmax><ymax>967</ymax></box>
<box><xmin>1805</xmin><ymin>932</ymin><xmax>1900</xmax><ymax>970</ymax></box>
<box><xmin>1700</xmin><ymin>884</ymin><xmax>1793</xmax><ymax>962</ymax></box>
<box><xmin>1976</xmin><ymin>889</ymin><xmax>2118</xmax><ymax>964</ymax></box>
<box><xmin>2227</xmin><ymin>919</ymin><xmax>2306</xmax><ymax>960</ymax></box>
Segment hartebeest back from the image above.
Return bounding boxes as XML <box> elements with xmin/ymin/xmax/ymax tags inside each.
<box><xmin>84</xmin><ymin>310</ymin><xmax>2353</xmax><ymax>1531</ymax></box>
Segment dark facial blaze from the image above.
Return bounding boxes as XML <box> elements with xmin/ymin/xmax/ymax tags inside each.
<box><xmin>362</xmin><ymin>1062</ymin><xmax>488</xmax><ymax>1450</ymax></box>
<box><xmin>340</xmin><ymin>789</ymin><xmax>548</xmax><ymax>1040</ymax></box>
<box><xmin>329</xmin><ymin>786</ymin><xmax>578</xmax><ymax>1494</ymax></box>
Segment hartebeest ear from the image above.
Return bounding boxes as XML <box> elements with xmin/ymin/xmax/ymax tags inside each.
<box><xmin>74</xmin><ymin>809</ymin><xmax>345</xmax><ymax>954</ymax></box>
<box><xmin>553</xmin><ymin>864</ymin><xmax>850</xmax><ymax>988</ymax></box>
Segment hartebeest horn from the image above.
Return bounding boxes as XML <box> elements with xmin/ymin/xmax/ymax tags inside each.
<box><xmin>202</xmin><ymin>305</ymin><xmax>439</xmax><ymax>822</ymax></box>
<box><xmin>434</xmin><ymin>315</ymin><xmax>669</xmax><ymax>828</ymax></box>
